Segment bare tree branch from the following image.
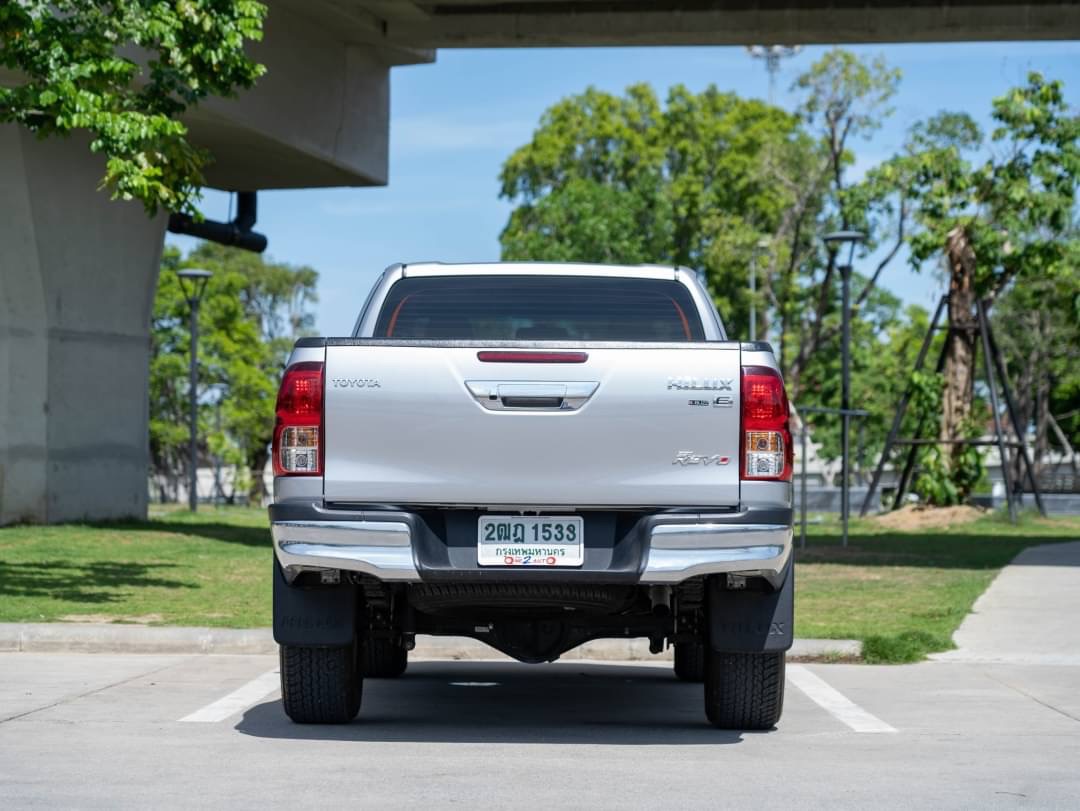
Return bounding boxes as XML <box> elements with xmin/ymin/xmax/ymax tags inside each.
<box><xmin>855</xmin><ymin>194</ymin><xmax>908</xmax><ymax>309</ymax></box>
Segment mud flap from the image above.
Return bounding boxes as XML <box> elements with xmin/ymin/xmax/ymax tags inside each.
<box><xmin>707</xmin><ymin>562</ymin><xmax>794</xmax><ymax>653</ymax></box>
<box><xmin>272</xmin><ymin>558</ymin><xmax>357</xmax><ymax>646</ymax></box>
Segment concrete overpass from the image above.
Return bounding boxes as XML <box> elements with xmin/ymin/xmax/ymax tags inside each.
<box><xmin>2</xmin><ymin>1</ymin><xmax>1078</xmax><ymax>524</ymax></box>
<box><xmin>309</xmin><ymin>1</ymin><xmax>1079</xmax><ymax>47</ymax></box>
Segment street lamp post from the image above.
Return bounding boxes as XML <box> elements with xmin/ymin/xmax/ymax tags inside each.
<box><xmin>822</xmin><ymin>230</ymin><xmax>865</xmax><ymax>547</ymax></box>
<box><xmin>176</xmin><ymin>268</ymin><xmax>213</xmax><ymax>512</ymax></box>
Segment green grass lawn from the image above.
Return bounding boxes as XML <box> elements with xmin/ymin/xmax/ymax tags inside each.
<box><xmin>1</xmin><ymin>505</ymin><xmax>1077</xmax><ymax>662</ymax></box>
<box><xmin>0</xmin><ymin>506</ymin><xmax>271</xmax><ymax>627</ymax></box>
<box><xmin>796</xmin><ymin>511</ymin><xmax>1080</xmax><ymax>662</ymax></box>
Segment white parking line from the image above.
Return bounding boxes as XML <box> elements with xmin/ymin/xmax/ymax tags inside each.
<box><xmin>178</xmin><ymin>670</ymin><xmax>280</xmax><ymax>723</ymax></box>
<box><xmin>787</xmin><ymin>665</ymin><xmax>898</xmax><ymax>733</ymax></box>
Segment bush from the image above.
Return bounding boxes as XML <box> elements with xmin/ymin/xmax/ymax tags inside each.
<box><xmin>861</xmin><ymin>630</ymin><xmax>954</xmax><ymax>664</ymax></box>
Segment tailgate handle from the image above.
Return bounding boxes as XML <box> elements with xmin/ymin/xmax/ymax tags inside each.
<box><xmin>465</xmin><ymin>381</ymin><xmax>599</xmax><ymax>412</ymax></box>
<box><xmin>500</xmin><ymin>395</ymin><xmax>564</xmax><ymax>409</ymax></box>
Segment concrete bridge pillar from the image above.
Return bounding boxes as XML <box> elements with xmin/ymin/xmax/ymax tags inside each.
<box><xmin>0</xmin><ymin>4</ymin><xmax>427</xmax><ymax>524</ymax></box>
<box><xmin>0</xmin><ymin>126</ymin><xmax>165</xmax><ymax>523</ymax></box>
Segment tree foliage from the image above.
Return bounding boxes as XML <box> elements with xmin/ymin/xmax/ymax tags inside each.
<box><xmin>0</xmin><ymin>1</ymin><xmax>266</xmax><ymax>216</ymax></box>
<box><xmin>779</xmin><ymin>49</ymin><xmax>903</xmax><ymax>395</ymax></box>
<box><xmin>903</xmin><ymin>370</ymin><xmax>984</xmax><ymax>507</ymax></box>
<box><xmin>498</xmin><ymin>82</ymin><xmax>808</xmax><ymax>333</ymax></box>
<box><xmin>993</xmin><ymin>265</ymin><xmax>1080</xmax><ymax>480</ymax></box>
<box><xmin>798</xmin><ymin>288</ymin><xmax>932</xmax><ymax>475</ymax></box>
<box><xmin>889</xmin><ymin>73</ymin><xmax>1079</xmax><ymax>499</ymax></box>
<box><xmin>151</xmin><ymin>242</ymin><xmax>317</xmax><ymax>502</ymax></box>
<box><xmin>900</xmin><ymin>74</ymin><xmax>1079</xmax><ymax>299</ymax></box>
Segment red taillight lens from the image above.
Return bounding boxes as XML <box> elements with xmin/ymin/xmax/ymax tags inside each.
<box><xmin>273</xmin><ymin>361</ymin><xmax>324</xmax><ymax>476</ymax></box>
<box><xmin>740</xmin><ymin>365</ymin><xmax>792</xmax><ymax>481</ymax></box>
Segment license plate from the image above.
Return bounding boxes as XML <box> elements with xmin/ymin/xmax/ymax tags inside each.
<box><xmin>477</xmin><ymin>516</ymin><xmax>585</xmax><ymax>567</ymax></box>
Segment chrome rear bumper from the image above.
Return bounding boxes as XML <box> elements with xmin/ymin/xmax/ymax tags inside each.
<box><xmin>641</xmin><ymin>522</ymin><xmax>791</xmax><ymax>582</ymax></box>
<box><xmin>271</xmin><ymin>508</ymin><xmax>792</xmax><ymax>584</ymax></box>
<box><xmin>273</xmin><ymin>519</ymin><xmax>420</xmax><ymax>580</ymax></box>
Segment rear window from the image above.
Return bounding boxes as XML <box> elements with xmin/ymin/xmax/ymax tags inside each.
<box><xmin>373</xmin><ymin>275</ymin><xmax>706</xmax><ymax>341</ymax></box>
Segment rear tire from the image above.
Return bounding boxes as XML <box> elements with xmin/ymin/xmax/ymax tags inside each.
<box><xmin>361</xmin><ymin>638</ymin><xmax>408</xmax><ymax>678</ymax></box>
<box><xmin>280</xmin><ymin>643</ymin><xmax>361</xmax><ymax>724</ymax></box>
<box><xmin>673</xmin><ymin>642</ymin><xmax>705</xmax><ymax>682</ymax></box>
<box><xmin>704</xmin><ymin>650</ymin><xmax>785</xmax><ymax>730</ymax></box>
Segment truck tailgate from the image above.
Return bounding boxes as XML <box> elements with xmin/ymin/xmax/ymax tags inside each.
<box><xmin>323</xmin><ymin>343</ymin><xmax>742</xmax><ymax>507</ymax></box>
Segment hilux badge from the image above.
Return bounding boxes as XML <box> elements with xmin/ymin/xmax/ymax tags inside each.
<box><xmin>667</xmin><ymin>377</ymin><xmax>733</xmax><ymax>391</ymax></box>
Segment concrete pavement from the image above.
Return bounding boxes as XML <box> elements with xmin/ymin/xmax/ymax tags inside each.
<box><xmin>932</xmin><ymin>540</ymin><xmax>1080</xmax><ymax>666</ymax></box>
<box><xmin>1</xmin><ymin>653</ymin><xmax>1078</xmax><ymax>808</ymax></box>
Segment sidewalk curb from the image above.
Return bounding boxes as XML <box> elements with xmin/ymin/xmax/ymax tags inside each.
<box><xmin>0</xmin><ymin>623</ymin><xmax>862</xmax><ymax>661</ymax></box>
<box><xmin>0</xmin><ymin>623</ymin><xmax>275</xmax><ymax>656</ymax></box>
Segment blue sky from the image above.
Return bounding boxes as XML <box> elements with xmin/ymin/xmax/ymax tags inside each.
<box><xmin>169</xmin><ymin>42</ymin><xmax>1080</xmax><ymax>335</ymax></box>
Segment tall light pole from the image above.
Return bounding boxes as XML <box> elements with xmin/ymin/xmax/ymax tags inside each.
<box><xmin>823</xmin><ymin>230</ymin><xmax>865</xmax><ymax>546</ymax></box>
<box><xmin>746</xmin><ymin>45</ymin><xmax>803</xmax><ymax>104</ymax></box>
<box><xmin>749</xmin><ymin>238</ymin><xmax>770</xmax><ymax>342</ymax></box>
<box><xmin>176</xmin><ymin>268</ymin><xmax>213</xmax><ymax>512</ymax></box>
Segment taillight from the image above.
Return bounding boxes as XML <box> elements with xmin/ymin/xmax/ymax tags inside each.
<box><xmin>273</xmin><ymin>361</ymin><xmax>324</xmax><ymax>476</ymax></box>
<box><xmin>740</xmin><ymin>365</ymin><xmax>792</xmax><ymax>481</ymax></box>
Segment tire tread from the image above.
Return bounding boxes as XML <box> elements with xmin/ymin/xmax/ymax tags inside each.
<box><xmin>704</xmin><ymin>650</ymin><xmax>785</xmax><ymax>730</ymax></box>
<box><xmin>361</xmin><ymin>639</ymin><xmax>408</xmax><ymax>678</ymax></box>
<box><xmin>280</xmin><ymin>644</ymin><xmax>361</xmax><ymax>724</ymax></box>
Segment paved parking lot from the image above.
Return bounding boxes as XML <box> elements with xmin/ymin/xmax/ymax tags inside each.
<box><xmin>2</xmin><ymin>652</ymin><xmax>1078</xmax><ymax>809</ymax></box>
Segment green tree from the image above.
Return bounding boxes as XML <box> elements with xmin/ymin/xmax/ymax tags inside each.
<box><xmin>779</xmin><ymin>49</ymin><xmax>903</xmax><ymax>396</ymax></box>
<box><xmin>0</xmin><ymin>1</ymin><xmax>266</xmax><ymax>216</ymax></box>
<box><xmin>498</xmin><ymin>83</ymin><xmax>807</xmax><ymax>334</ymax></box>
<box><xmin>891</xmin><ymin>73</ymin><xmax>1079</xmax><ymax>498</ymax></box>
<box><xmin>993</xmin><ymin>265</ymin><xmax>1080</xmax><ymax>481</ymax></box>
<box><xmin>906</xmin><ymin>370</ymin><xmax>984</xmax><ymax>507</ymax></box>
<box><xmin>500</xmin><ymin>177</ymin><xmax>660</xmax><ymax>265</ymax></box>
<box><xmin>796</xmin><ymin>285</ymin><xmax>932</xmax><ymax>473</ymax></box>
<box><xmin>151</xmin><ymin>243</ymin><xmax>317</xmax><ymax>503</ymax></box>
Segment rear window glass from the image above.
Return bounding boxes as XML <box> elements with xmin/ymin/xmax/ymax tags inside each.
<box><xmin>373</xmin><ymin>275</ymin><xmax>706</xmax><ymax>341</ymax></box>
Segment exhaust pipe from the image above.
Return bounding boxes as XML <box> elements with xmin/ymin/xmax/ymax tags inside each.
<box><xmin>167</xmin><ymin>191</ymin><xmax>268</xmax><ymax>253</ymax></box>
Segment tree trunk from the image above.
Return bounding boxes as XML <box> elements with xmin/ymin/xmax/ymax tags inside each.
<box><xmin>1008</xmin><ymin>341</ymin><xmax>1035</xmax><ymax>487</ymax></box>
<box><xmin>248</xmin><ymin>446</ymin><xmax>270</xmax><ymax>505</ymax></box>
<box><xmin>1034</xmin><ymin>324</ymin><xmax>1051</xmax><ymax>480</ymax></box>
<box><xmin>779</xmin><ymin>305</ymin><xmax>788</xmax><ymax>379</ymax></box>
<box><xmin>941</xmin><ymin>227</ymin><xmax>978</xmax><ymax>487</ymax></box>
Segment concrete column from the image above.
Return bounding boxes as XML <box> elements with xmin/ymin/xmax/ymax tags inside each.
<box><xmin>0</xmin><ymin>126</ymin><xmax>165</xmax><ymax>524</ymax></box>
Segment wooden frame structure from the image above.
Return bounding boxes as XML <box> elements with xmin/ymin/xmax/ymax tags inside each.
<box><xmin>860</xmin><ymin>295</ymin><xmax>1047</xmax><ymax>522</ymax></box>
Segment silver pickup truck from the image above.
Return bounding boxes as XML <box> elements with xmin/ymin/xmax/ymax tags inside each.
<box><xmin>269</xmin><ymin>262</ymin><xmax>794</xmax><ymax>729</ymax></box>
